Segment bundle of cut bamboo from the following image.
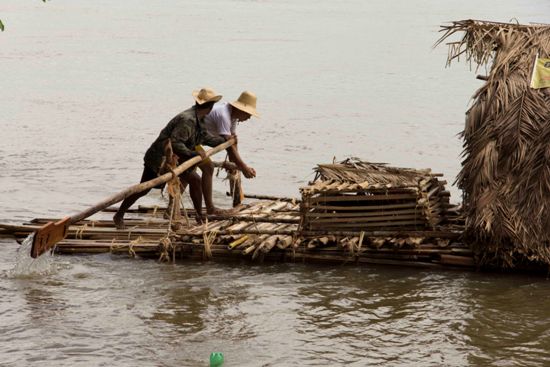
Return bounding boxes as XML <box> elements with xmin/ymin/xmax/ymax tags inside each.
<box><xmin>300</xmin><ymin>159</ymin><xmax>451</xmax><ymax>232</ymax></box>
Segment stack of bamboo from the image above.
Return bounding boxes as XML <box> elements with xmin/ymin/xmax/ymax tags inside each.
<box><xmin>300</xmin><ymin>159</ymin><xmax>451</xmax><ymax>232</ymax></box>
<box><xmin>177</xmin><ymin>200</ymin><xmax>300</xmax><ymax>262</ymax></box>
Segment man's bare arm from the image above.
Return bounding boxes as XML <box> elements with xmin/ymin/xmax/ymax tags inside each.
<box><xmin>222</xmin><ymin>135</ymin><xmax>256</xmax><ymax>178</ymax></box>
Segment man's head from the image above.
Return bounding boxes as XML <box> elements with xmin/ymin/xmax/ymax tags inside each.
<box><xmin>230</xmin><ymin>91</ymin><xmax>259</xmax><ymax>122</ymax></box>
<box><xmin>193</xmin><ymin>87</ymin><xmax>222</xmax><ymax>116</ymax></box>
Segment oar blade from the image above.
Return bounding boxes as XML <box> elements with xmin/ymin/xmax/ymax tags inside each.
<box><xmin>31</xmin><ymin>217</ymin><xmax>70</xmax><ymax>258</ymax></box>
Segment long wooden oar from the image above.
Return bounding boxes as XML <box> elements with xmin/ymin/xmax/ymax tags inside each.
<box><xmin>30</xmin><ymin>139</ymin><xmax>235</xmax><ymax>258</ymax></box>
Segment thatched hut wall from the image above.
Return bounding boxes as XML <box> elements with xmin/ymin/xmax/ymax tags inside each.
<box><xmin>436</xmin><ymin>20</ymin><xmax>550</xmax><ymax>267</ymax></box>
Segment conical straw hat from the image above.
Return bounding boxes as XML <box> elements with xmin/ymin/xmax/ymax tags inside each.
<box><xmin>230</xmin><ymin>91</ymin><xmax>260</xmax><ymax>118</ymax></box>
<box><xmin>192</xmin><ymin>87</ymin><xmax>223</xmax><ymax>105</ymax></box>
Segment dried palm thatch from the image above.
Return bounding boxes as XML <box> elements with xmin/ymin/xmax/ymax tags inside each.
<box><xmin>435</xmin><ymin>19</ymin><xmax>550</xmax><ymax>268</ymax></box>
<box><xmin>313</xmin><ymin>158</ymin><xmax>434</xmax><ymax>187</ymax></box>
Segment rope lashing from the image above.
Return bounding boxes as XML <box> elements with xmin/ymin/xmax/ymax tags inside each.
<box><xmin>127</xmin><ymin>236</ymin><xmax>144</xmax><ymax>258</ymax></box>
<box><xmin>158</xmin><ymin>236</ymin><xmax>174</xmax><ymax>262</ymax></box>
<box><xmin>126</xmin><ymin>226</ymin><xmax>138</xmax><ymax>241</ymax></box>
<box><xmin>75</xmin><ymin>223</ymin><xmax>88</xmax><ymax>239</ymax></box>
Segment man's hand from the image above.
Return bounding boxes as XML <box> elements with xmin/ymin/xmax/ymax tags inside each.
<box><xmin>197</xmin><ymin>149</ymin><xmax>207</xmax><ymax>160</ymax></box>
<box><xmin>242</xmin><ymin>165</ymin><xmax>256</xmax><ymax>179</ymax></box>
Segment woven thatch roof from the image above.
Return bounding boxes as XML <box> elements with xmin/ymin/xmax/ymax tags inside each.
<box><xmin>305</xmin><ymin>158</ymin><xmax>436</xmax><ymax>192</ymax></box>
<box><xmin>436</xmin><ymin>19</ymin><xmax>550</xmax><ymax>268</ymax></box>
<box><xmin>301</xmin><ymin>158</ymin><xmax>444</xmax><ymax>195</ymax></box>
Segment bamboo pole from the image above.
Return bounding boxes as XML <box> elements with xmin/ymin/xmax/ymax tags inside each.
<box><xmin>305</xmin><ymin>209</ymin><xmax>421</xmax><ymax>218</ymax></box>
<box><xmin>308</xmin><ymin>194</ymin><xmax>418</xmax><ymax>203</ymax></box>
<box><xmin>307</xmin><ymin>220</ymin><xmax>426</xmax><ymax>228</ymax></box>
<box><xmin>307</xmin><ymin>214</ymin><xmax>424</xmax><ymax>223</ymax></box>
<box><xmin>230</xmin><ymin>193</ymin><xmax>300</xmax><ymax>203</ymax></box>
<box><xmin>177</xmin><ymin>227</ymin><xmax>460</xmax><ymax>238</ymax></box>
<box><xmin>206</xmin><ymin>214</ymin><xmax>299</xmax><ymax>224</ymax></box>
<box><xmin>304</xmin><ymin>203</ymin><xmax>418</xmax><ymax>211</ymax></box>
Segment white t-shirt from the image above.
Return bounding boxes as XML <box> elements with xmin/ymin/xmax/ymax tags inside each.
<box><xmin>204</xmin><ymin>102</ymin><xmax>237</xmax><ymax>137</ymax></box>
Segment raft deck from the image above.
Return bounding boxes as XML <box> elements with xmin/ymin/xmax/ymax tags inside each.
<box><xmin>0</xmin><ymin>198</ymin><xmax>473</xmax><ymax>270</ymax></box>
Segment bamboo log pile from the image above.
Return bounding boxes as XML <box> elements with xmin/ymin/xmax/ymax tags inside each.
<box><xmin>168</xmin><ymin>197</ymin><xmax>471</xmax><ymax>268</ymax></box>
<box><xmin>300</xmin><ymin>159</ymin><xmax>452</xmax><ymax>231</ymax></box>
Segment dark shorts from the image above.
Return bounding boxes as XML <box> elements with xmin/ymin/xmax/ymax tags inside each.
<box><xmin>140</xmin><ymin>165</ymin><xmax>166</xmax><ymax>190</ymax></box>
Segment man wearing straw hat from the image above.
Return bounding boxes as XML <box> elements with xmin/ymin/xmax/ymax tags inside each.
<box><xmin>204</xmin><ymin>91</ymin><xmax>259</xmax><ymax>180</ymax></box>
<box><xmin>113</xmin><ymin>87</ymin><xmax>227</xmax><ymax>229</ymax></box>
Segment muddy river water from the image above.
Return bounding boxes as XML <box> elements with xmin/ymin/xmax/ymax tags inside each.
<box><xmin>1</xmin><ymin>1</ymin><xmax>550</xmax><ymax>366</ymax></box>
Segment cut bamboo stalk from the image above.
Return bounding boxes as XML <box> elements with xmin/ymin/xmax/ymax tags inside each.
<box><xmin>206</xmin><ymin>214</ymin><xmax>299</xmax><ymax>224</ymax></box>
<box><xmin>231</xmin><ymin>193</ymin><xmax>300</xmax><ymax>203</ymax></box>
<box><xmin>439</xmin><ymin>254</ymin><xmax>475</xmax><ymax>267</ymax></box>
<box><xmin>237</xmin><ymin>235</ymin><xmax>258</xmax><ymax>249</ymax></box>
<box><xmin>290</xmin><ymin>253</ymin><xmax>445</xmax><ymax>268</ymax></box>
<box><xmin>271</xmin><ymin>209</ymin><xmax>300</xmax><ymax>214</ymax></box>
<box><xmin>276</xmin><ymin>236</ymin><xmax>294</xmax><ymax>249</ymax></box>
<box><xmin>225</xmin><ymin>221</ymin><xmax>254</xmax><ymax>232</ymax></box>
<box><xmin>307</xmin><ymin>214</ymin><xmax>425</xmax><ymax>223</ymax></box>
<box><xmin>302</xmin><ymin>230</ymin><xmax>460</xmax><ymax>238</ymax></box>
<box><xmin>260</xmin><ymin>235</ymin><xmax>279</xmax><ymax>254</ymax></box>
<box><xmin>308</xmin><ymin>220</ymin><xmax>426</xmax><ymax>228</ymax></box>
<box><xmin>228</xmin><ymin>235</ymin><xmax>249</xmax><ymax>249</ymax></box>
<box><xmin>304</xmin><ymin>203</ymin><xmax>419</xmax><ymax>211</ymax></box>
<box><xmin>242</xmin><ymin>243</ymin><xmax>257</xmax><ymax>255</ymax></box>
<box><xmin>305</xmin><ymin>209</ymin><xmax>421</xmax><ymax>218</ymax></box>
<box><xmin>30</xmin><ymin>218</ymin><xmax>169</xmax><ymax>226</ymax></box>
<box><xmin>309</xmin><ymin>188</ymin><xmax>420</xmax><ymax>196</ymax></box>
<box><xmin>309</xmin><ymin>194</ymin><xmax>418</xmax><ymax>203</ymax></box>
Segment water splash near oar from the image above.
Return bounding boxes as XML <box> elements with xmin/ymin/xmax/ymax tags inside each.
<box><xmin>10</xmin><ymin>233</ymin><xmax>57</xmax><ymax>277</ymax></box>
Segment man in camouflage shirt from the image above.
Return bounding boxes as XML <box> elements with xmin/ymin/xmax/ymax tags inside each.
<box><xmin>113</xmin><ymin>87</ymin><xmax>226</xmax><ymax>229</ymax></box>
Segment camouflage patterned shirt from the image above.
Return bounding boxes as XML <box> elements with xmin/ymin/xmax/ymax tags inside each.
<box><xmin>143</xmin><ymin>106</ymin><xmax>225</xmax><ymax>173</ymax></box>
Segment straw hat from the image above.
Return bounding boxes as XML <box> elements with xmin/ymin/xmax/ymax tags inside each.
<box><xmin>192</xmin><ymin>87</ymin><xmax>222</xmax><ymax>105</ymax></box>
<box><xmin>230</xmin><ymin>91</ymin><xmax>260</xmax><ymax>117</ymax></box>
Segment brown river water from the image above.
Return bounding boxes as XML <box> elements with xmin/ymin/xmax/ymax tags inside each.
<box><xmin>1</xmin><ymin>1</ymin><xmax>550</xmax><ymax>366</ymax></box>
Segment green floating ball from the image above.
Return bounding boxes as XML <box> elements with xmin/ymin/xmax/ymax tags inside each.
<box><xmin>209</xmin><ymin>352</ymin><xmax>224</xmax><ymax>367</ymax></box>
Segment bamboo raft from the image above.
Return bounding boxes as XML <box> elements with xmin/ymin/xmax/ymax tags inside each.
<box><xmin>0</xmin><ymin>197</ymin><xmax>473</xmax><ymax>269</ymax></box>
<box><xmin>0</xmin><ymin>159</ymin><xmax>476</xmax><ymax>270</ymax></box>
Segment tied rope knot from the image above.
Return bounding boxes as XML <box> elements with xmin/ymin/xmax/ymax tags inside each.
<box><xmin>75</xmin><ymin>223</ymin><xmax>88</xmax><ymax>239</ymax></box>
<box><xmin>169</xmin><ymin>168</ymin><xmax>177</xmax><ymax>180</ymax></box>
<box><xmin>158</xmin><ymin>236</ymin><xmax>175</xmax><ymax>262</ymax></box>
<box><xmin>108</xmin><ymin>236</ymin><xmax>139</xmax><ymax>257</ymax></box>
<box><xmin>127</xmin><ymin>236</ymin><xmax>144</xmax><ymax>258</ymax></box>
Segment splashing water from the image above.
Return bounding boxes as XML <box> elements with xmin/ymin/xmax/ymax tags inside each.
<box><xmin>10</xmin><ymin>234</ymin><xmax>58</xmax><ymax>277</ymax></box>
